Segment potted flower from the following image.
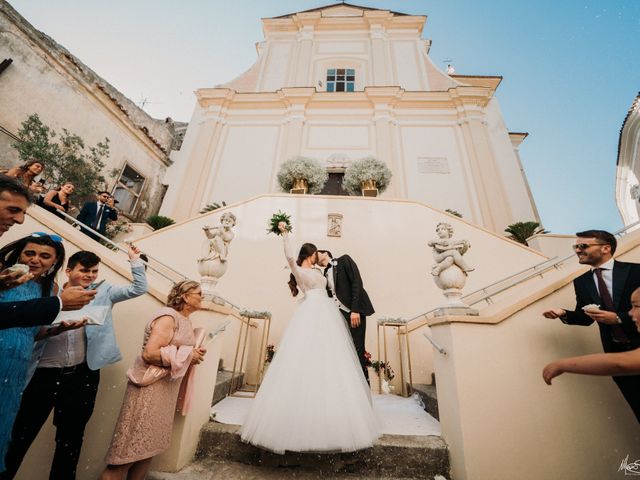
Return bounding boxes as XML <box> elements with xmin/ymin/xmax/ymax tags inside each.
<box><xmin>369</xmin><ymin>356</ymin><xmax>395</xmax><ymax>395</ymax></box>
<box><xmin>277</xmin><ymin>156</ymin><xmax>328</xmax><ymax>194</ymax></box>
<box><xmin>342</xmin><ymin>156</ymin><xmax>392</xmax><ymax>197</ymax></box>
<box><xmin>262</xmin><ymin>344</ymin><xmax>276</xmax><ymax>379</ymax></box>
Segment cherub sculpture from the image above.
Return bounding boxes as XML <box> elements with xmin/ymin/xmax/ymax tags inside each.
<box><xmin>199</xmin><ymin>212</ymin><xmax>236</xmax><ymax>263</ymax></box>
<box><xmin>428</xmin><ymin>222</ymin><xmax>474</xmax><ymax>276</ymax></box>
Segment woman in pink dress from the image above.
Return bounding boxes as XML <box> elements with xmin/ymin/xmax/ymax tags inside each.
<box><xmin>100</xmin><ymin>280</ymin><xmax>206</xmax><ymax>480</ymax></box>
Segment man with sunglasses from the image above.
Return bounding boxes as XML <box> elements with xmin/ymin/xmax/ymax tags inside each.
<box><xmin>543</xmin><ymin>229</ymin><xmax>640</xmax><ymax>421</ymax></box>
<box><xmin>77</xmin><ymin>190</ymin><xmax>117</xmax><ymax>241</ymax></box>
<box><xmin>0</xmin><ymin>175</ymin><xmax>95</xmax><ymax>329</ymax></box>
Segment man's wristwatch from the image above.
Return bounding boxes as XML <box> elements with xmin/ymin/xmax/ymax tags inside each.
<box><xmin>616</xmin><ymin>315</ymin><xmax>622</xmax><ymax>324</ymax></box>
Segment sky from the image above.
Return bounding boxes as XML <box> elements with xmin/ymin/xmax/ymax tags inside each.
<box><xmin>7</xmin><ymin>0</ymin><xmax>640</xmax><ymax>234</ymax></box>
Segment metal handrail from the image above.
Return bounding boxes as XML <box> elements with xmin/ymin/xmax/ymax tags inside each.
<box><xmin>53</xmin><ymin>209</ymin><xmax>186</xmax><ymax>283</ymax></box>
<box><xmin>386</xmin><ymin>220</ymin><xmax>640</xmax><ymax>328</ymax></box>
<box><xmin>423</xmin><ymin>332</ymin><xmax>447</xmax><ymax>356</ymax></box>
<box><xmin>50</xmin><ymin>209</ymin><xmax>263</xmax><ymax>313</ymax></box>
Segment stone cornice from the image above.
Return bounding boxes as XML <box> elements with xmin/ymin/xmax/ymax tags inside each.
<box><xmin>450</xmin><ymin>74</ymin><xmax>502</xmax><ymax>93</ymax></box>
<box><xmin>195</xmin><ymin>85</ymin><xmax>495</xmax><ymax>111</ymax></box>
<box><xmin>263</xmin><ymin>7</ymin><xmax>425</xmax><ymax>35</ymax></box>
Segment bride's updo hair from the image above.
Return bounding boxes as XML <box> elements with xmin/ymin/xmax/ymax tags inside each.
<box><xmin>288</xmin><ymin>243</ymin><xmax>317</xmax><ymax>297</ymax></box>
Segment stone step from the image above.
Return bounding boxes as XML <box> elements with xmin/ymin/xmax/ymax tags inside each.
<box><xmin>411</xmin><ymin>383</ymin><xmax>439</xmax><ymax>420</ymax></box>
<box><xmin>188</xmin><ymin>422</ymin><xmax>449</xmax><ymax>479</ymax></box>
<box><xmin>148</xmin><ymin>458</ymin><xmax>449</xmax><ymax>479</ymax></box>
<box><xmin>211</xmin><ymin>370</ymin><xmax>244</xmax><ymax>407</ymax></box>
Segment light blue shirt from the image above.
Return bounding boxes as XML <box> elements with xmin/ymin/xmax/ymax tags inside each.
<box><xmin>27</xmin><ymin>261</ymin><xmax>148</xmax><ymax>382</ymax></box>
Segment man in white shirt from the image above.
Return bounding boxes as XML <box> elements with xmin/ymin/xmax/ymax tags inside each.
<box><xmin>543</xmin><ymin>229</ymin><xmax>640</xmax><ymax>422</ymax></box>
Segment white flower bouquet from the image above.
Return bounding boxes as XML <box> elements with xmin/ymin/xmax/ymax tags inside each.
<box><xmin>342</xmin><ymin>156</ymin><xmax>392</xmax><ymax>195</ymax></box>
<box><xmin>276</xmin><ymin>156</ymin><xmax>328</xmax><ymax>194</ymax></box>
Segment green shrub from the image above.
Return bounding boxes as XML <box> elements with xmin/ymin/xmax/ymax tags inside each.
<box><xmin>146</xmin><ymin>215</ymin><xmax>175</xmax><ymax>230</ymax></box>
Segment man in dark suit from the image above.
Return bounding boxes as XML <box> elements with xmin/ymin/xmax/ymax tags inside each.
<box><xmin>76</xmin><ymin>190</ymin><xmax>118</xmax><ymax>240</ymax></box>
<box><xmin>543</xmin><ymin>229</ymin><xmax>640</xmax><ymax>421</ymax></box>
<box><xmin>0</xmin><ymin>174</ymin><xmax>95</xmax><ymax>328</ymax></box>
<box><xmin>317</xmin><ymin>249</ymin><xmax>374</xmax><ymax>382</ymax></box>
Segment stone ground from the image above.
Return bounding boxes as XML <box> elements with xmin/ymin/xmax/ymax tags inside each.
<box><xmin>148</xmin><ymin>459</ymin><xmax>447</xmax><ymax>480</ymax></box>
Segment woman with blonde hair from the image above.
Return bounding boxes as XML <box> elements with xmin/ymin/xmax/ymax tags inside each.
<box><xmin>100</xmin><ymin>280</ymin><xmax>206</xmax><ymax>480</ymax></box>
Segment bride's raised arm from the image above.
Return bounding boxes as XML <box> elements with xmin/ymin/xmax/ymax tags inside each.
<box><xmin>279</xmin><ymin>222</ymin><xmax>300</xmax><ymax>278</ymax></box>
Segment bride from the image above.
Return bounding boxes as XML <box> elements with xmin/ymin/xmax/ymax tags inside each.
<box><xmin>240</xmin><ymin>222</ymin><xmax>380</xmax><ymax>453</ymax></box>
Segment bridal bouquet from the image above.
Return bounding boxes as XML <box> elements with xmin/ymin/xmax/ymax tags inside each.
<box><xmin>267</xmin><ymin>211</ymin><xmax>292</xmax><ymax>235</ymax></box>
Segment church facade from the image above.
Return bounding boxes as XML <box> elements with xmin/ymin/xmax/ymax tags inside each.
<box><xmin>161</xmin><ymin>2</ymin><xmax>539</xmax><ymax>234</ymax></box>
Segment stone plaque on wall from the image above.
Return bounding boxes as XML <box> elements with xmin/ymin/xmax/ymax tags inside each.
<box><xmin>327</xmin><ymin>213</ymin><xmax>343</xmax><ymax>237</ymax></box>
<box><xmin>417</xmin><ymin>157</ymin><xmax>450</xmax><ymax>174</ymax></box>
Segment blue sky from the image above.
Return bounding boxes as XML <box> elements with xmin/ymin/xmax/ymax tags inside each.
<box><xmin>8</xmin><ymin>0</ymin><xmax>640</xmax><ymax>234</ymax></box>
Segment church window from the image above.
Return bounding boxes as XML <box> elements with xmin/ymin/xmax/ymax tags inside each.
<box><xmin>326</xmin><ymin>68</ymin><xmax>355</xmax><ymax>92</ymax></box>
<box><xmin>112</xmin><ymin>164</ymin><xmax>146</xmax><ymax>214</ymax></box>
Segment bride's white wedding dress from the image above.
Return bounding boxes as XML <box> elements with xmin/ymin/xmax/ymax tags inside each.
<box><xmin>240</xmin><ymin>234</ymin><xmax>380</xmax><ymax>453</ymax></box>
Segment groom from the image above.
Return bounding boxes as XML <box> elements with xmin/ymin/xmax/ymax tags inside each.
<box><xmin>317</xmin><ymin>249</ymin><xmax>374</xmax><ymax>382</ymax></box>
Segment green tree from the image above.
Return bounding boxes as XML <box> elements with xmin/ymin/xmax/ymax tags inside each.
<box><xmin>199</xmin><ymin>201</ymin><xmax>226</xmax><ymax>214</ymax></box>
<box><xmin>12</xmin><ymin>113</ymin><xmax>109</xmax><ymax>200</ymax></box>
<box><xmin>505</xmin><ymin>221</ymin><xmax>548</xmax><ymax>246</ymax></box>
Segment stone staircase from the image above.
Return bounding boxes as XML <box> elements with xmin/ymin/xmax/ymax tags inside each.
<box><xmin>149</xmin><ymin>373</ymin><xmax>449</xmax><ymax>479</ymax></box>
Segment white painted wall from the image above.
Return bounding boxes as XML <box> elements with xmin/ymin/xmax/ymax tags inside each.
<box><xmin>137</xmin><ymin>194</ymin><xmax>547</xmax><ymax>385</ymax></box>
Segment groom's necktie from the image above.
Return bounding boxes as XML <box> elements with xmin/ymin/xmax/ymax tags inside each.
<box><xmin>92</xmin><ymin>203</ymin><xmax>104</xmax><ymax>229</ymax></box>
<box><xmin>593</xmin><ymin>268</ymin><xmax>629</xmax><ymax>344</ymax></box>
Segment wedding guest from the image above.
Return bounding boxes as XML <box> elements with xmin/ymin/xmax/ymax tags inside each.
<box><xmin>542</xmin><ymin>230</ymin><xmax>640</xmax><ymax>421</ymax></box>
<box><xmin>41</xmin><ymin>182</ymin><xmax>74</xmax><ymax>219</ymax></box>
<box><xmin>77</xmin><ymin>191</ymin><xmax>117</xmax><ymax>240</ymax></box>
<box><xmin>543</xmin><ymin>287</ymin><xmax>640</xmax><ymax>383</ymax></box>
<box><xmin>100</xmin><ymin>280</ymin><xmax>206</xmax><ymax>480</ymax></box>
<box><xmin>0</xmin><ymin>233</ymin><xmax>84</xmax><ymax>473</ymax></box>
<box><xmin>0</xmin><ymin>175</ymin><xmax>95</xmax><ymax>328</ymax></box>
<box><xmin>4</xmin><ymin>160</ymin><xmax>45</xmax><ymax>194</ymax></box>
<box><xmin>1</xmin><ymin>245</ymin><xmax>148</xmax><ymax>480</ymax></box>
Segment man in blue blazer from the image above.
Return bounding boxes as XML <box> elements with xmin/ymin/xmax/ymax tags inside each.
<box><xmin>76</xmin><ymin>190</ymin><xmax>118</xmax><ymax>240</ymax></box>
<box><xmin>2</xmin><ymin>246</ymin><xmax>147</xmax><ymax>480</ymax></box>
<box><xmin>0</xmin><ymin>175</ymin><xmax>94</xmax><ymax>328</ymax></box>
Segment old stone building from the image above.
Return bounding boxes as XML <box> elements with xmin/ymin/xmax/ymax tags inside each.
<box><xmin>0</xmin><ymin>0</ymin><xmax>184</xmax><ymax>220</ymax></box>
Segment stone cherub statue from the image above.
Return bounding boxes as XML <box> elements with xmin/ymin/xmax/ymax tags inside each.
<box><xmin>199</xmin><ymin>212</ymin><xmax>237</xmax><ymax>263</ymax></box>
<box><xmin>197</xmin><ymin>212</ymin><xmax>237</xmax><ymax>300</ymax></box>
<box><xmin>428</xmin><ymin>222</ymin><xmax>474</xmax><ymax>276</ymax></box>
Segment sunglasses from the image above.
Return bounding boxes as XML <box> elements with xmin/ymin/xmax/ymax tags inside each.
<box><xmin>30</xmin><ymin>232</ymin><xmax>63</xmax><ymax>243</ymax></box>
<box><xmin>572</xmin><ymin>243</ymin><xmax>606</xmax><ymax>251</ymax></box>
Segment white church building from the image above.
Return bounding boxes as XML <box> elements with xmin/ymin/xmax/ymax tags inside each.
<box><xmin>161</xmin><ymin>2</ymin><xmax>539</xmax><ymax>235</ymax></box>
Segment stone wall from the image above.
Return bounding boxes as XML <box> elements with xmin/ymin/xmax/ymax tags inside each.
<box><xmin>0</xmin><ymin>0</ymin><xmax>184</xmax><ymax>221</ymax></box>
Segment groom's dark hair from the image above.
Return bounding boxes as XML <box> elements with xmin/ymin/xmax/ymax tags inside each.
<box><xmin>317</xmin><ymin>249</ymin><xmax>333</xmax><ymax>259</ymax></box>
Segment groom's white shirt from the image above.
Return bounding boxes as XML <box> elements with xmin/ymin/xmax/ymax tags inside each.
<box><xmin>326</xmin><ymin>264</ymin><xmax>350</xmax><ymax>313</ymax></box>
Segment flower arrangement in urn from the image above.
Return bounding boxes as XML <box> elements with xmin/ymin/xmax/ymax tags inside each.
<box><xmin>342</xmin><ymin>156</ymin><xmax>392</xmax><ymax>196</ymax></box>
<box><xmin>277</xmin><ymin>156</ymin><xmax>328</xmax><ymax>194</ymax></box>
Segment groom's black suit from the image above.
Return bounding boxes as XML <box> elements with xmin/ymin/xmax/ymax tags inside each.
<box><xmin>325</xmin><ymin>255</ymin><xmax>374</xmax><ymax>381</ymax></box>
<box><xmin>563</xmin><ymin>260</ymin><xmax>640</xmax><ymax>421</ymax></box>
